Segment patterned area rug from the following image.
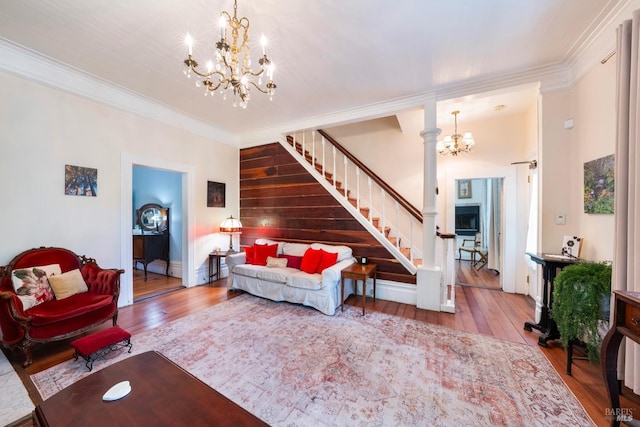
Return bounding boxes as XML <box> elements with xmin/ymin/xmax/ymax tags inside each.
<box><xmin>1</xmin><ymin>350</ymin><xmax>34</xmax><ymax>425</ymax></box>
<box><xmin>31</xmin><ymin>294</ymin><xmax>593</xmax><ymax>426</ymax></box>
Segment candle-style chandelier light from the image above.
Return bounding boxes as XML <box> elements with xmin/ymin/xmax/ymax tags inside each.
<box><xmin>437</xmin><ymin>110</ymin><xmax>475</xmax><ymax>156</ymax></box>
<box><xmin>182</xmin><ymin>0</ymin><xmax>276</xmax><ymax>109</ymax></box>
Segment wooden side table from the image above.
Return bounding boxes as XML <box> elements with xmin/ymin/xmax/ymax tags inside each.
<box><xmin>341</xmin><ymin>263</ymin><xmax>377</xmax><ymax>315</ymax></box>
<box><xmin>208</xmin><ymin>251</ymin><xmax>233</xmax><ymax>284</ymax></box>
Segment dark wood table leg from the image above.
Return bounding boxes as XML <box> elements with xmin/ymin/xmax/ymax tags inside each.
<box><xmin>341</xmin><ymin>277</ymin><xmax>345</xmax><ymax>312</ymax></box>
<box><xmin>601</xmin><ymin>327</ymin><xmax>624</xmax><ymax>427</ymax></box>
<box><xmin>361</xmin><ymin>279</ymin><xmax>366</xmax><ymax>316</ymax></box>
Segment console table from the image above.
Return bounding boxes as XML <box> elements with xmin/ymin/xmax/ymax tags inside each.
<box><xmin>33</xmin><ymin>351</ymin><xmax>267</xmax><ymax>426</ymax></box>
<box><xmin>601</xmin><ymin>290</ymin><xmax>640</xmax><ymax>427</ymax></box>
<box><xmin>524</xmin><ymin>252</ymin><xmax>580</xmax><ymax>346</ymax></box>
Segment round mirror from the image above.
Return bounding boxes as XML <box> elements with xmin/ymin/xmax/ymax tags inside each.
<box><xmin>137</xmin><ymin>203</ymin><xmax>168</xmax><ymax>232</ymax></box>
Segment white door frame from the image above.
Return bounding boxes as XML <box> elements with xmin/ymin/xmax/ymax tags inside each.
<box><xmin>446</xmin><ymin>166</ymin><xmax>518</xmax><ymax>293</ymax></box>
<box><xmin>119</xmin><ymin>152</ymin><xmax>195</xmax><ymax>307</ymax></box>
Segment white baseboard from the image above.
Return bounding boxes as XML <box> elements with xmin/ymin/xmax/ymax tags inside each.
<box><xmin>134</xmin><ymin>260</ymin><xmax>182</xmax><ymax>278</ymax></box>
<box><xmin>350</xmin><ymin>278</ymin><xmax>417</xmax><ymax>306</ymax></box>
<box><xmin>194</xmin><ymin>264</ymin><xmax>230</xmax><ymax>286</ymax></box>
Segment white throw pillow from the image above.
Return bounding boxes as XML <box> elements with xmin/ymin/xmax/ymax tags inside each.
<box><xmin>47</xmin><ymin>269</ymin><xmax>89</xmax><ymax>300</ymax></box>
<box><xmin>266</xmin><ymin>256</ymin><xmax>288</xmax><ymax>268</ymax></box>
<box><xmin>11</xmin><ymin>264</ymin><xmax>60</xmax><ymax>310</ymax></box>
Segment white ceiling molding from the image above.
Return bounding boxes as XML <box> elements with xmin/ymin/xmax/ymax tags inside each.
<box><xmin>1</xmin><ymin>1</ymin><xmax>636</xmax><ymax>148</ymax></box>
<box><xmin>0</xmin><ymin>39</ymin><xmax>237</xmax><ymax>146</ymax></box>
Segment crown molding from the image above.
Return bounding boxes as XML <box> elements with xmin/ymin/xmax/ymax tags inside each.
<box><xmin>237</xmin><ymin>62</ymin><xmax>572</xmax><ymax>147</ymax></box>
<box><xmin>0</xmin><ymin>39</ymin><xmax>237</xmax><ymax>146</ymax></box>
<box><xmin>3</xmin><ymin>0</ymin><xmax>636</xmax><ymax>150</ymax></box>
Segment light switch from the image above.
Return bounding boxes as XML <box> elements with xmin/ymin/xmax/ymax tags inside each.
<box><xmin>555</xmin><ymin>212</ymin><xmax>566</xmax><ymax>225</ymax></box>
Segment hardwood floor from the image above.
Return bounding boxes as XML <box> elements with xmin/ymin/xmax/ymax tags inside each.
<box><xmin>7</xmin><ymin>269</ymin><xmax>639</xmax><ymax>427</ymax></box>
<box><xmin>132</xmin><ymin>268</ymin><xmax>184</xmax><ymax>302</ymax></box>
<box><xmin>456</xmin><ymin>257</ymin><xmax>501</xmax><ymax>289</ymax></box>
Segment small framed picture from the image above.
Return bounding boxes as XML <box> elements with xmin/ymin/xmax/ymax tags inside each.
<box><xmin>207</xmin><ymin>181</ymin><xmax>225</xmax><ymax>207</ymax></box>
<box><xmin>65</xmin><ymin>165</ymin><xmax>97</xmax><ymax>197</ymax></box>
<box><xmin>457</xmin><ymin>179</ymin><xmax>472</xmax><ymax>199</ymax></box>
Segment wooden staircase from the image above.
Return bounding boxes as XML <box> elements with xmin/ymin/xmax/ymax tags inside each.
<box><xmin>286</xmin><ymin>134</ymin><xmax>422</xmax><ymax>269</ymax></box>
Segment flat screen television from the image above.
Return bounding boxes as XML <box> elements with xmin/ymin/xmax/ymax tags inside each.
<box><xmin>455</xmin><ymin>205</ymin><xmax>480</xmax><ymax>236</ymax></box>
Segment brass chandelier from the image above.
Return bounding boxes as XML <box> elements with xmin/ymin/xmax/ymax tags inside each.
<box><xmin>437</xmin><ymin>110</ymin><xmax>475</xmax><ymax>156</ymax></box>
<box><xmin>183</xmin><ymin>0</ymin><xmax>276</xmax><ymax>109</ymax></box>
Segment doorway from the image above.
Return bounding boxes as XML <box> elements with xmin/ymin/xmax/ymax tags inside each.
<box><xmin>132</xmin><ymin>165</ymin><xmax>184</xmax><ymax>302</ymax></box>
<box><xmin>454</xmin><ymin>178</ymin><xmax>502</xmax><ymax>289</ymax></box>
<box><xmin>446</xmin><ymin>166</ymin><xmax>518</xmax><ymax>293</ymax></box>
<box><xmin>119</xmin><ymin>152</ymin><xmax>196</xmax><ymax>308</ymax></box>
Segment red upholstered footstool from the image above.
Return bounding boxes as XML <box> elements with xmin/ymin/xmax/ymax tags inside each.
<box><xmin>71</xmin><ymin>326</ymin><xmax>132</xmax><ymax>371</ymax></box>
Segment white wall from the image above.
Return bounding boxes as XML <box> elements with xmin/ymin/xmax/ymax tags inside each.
<box><xmin>0</xmin><ymin>71</ymin><xmax>238</xmax><ymax>305</ymax></box>
<box><xmin>570</xmin><ymin>58</ymin><xmax>617</xmax><ymax>262</ymax></box>
<box><xmin>539</xmin><ymin>59</ymin><xmax>616</xmax><ymax>262</ymax></box>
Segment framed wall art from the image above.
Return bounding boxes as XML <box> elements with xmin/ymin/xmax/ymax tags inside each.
<box><xmin>64</xmin><ymin>165</ymin><xmax>97</xmax><ymax>197</ymax></box>
<box><xmin>584</xmin><ymin>154</ymin><xmax>614</xmax><ymax>214</ymax></box>
<box><xmin>207</xmin><ymin>181</ymin><xmax>225</xmax><ymax>207</ymax></box>
<box><xmin>457</xmin><ymin>179</ymin><xmax>472</xmax><ymax>199</ymax></box>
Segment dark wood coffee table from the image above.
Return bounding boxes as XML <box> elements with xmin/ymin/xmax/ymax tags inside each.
<box><xmin>33</xmin><ymin>351</ymin><xmax>267</xmax><ymax>426</ymax></box>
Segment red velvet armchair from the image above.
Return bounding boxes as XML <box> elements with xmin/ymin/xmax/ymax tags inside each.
<box><xmin>0</xmin><ymin>247</ymin><xmax>123</xmax><ymax>366</ymax></box>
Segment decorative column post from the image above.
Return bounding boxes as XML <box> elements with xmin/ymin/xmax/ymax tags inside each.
<box><xmin>417</xmin><ymin>96</ymin><xmax>441</xmax><ymax>311</ymax></box>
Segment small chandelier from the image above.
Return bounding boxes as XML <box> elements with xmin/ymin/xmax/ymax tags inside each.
<box><xmin>183</xmin><ymin>0</ymin><xmax>276</xmax><ymax>109</ymax></box>
<box><xmin>437</xmin><ymin>110</ymin><xmax>475</xmax><ymax>156</ymax></box>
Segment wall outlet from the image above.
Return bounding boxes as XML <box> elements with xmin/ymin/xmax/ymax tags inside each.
<box><xmin>555</xmin><ymin>212</ymin><xmax>566</xmax><ymax>225</ymax></box>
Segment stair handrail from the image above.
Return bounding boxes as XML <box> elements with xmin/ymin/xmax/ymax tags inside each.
<box><xmin>317</xmin><ymin>130</ymin><xmax>423</xmax><ymax>222</ymax></box>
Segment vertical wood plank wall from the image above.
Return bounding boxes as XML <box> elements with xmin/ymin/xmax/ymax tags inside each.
<box><xmin>239</xmin><ymin>142</ymin><xmax>416</xmax><ymax>284</ymax></box>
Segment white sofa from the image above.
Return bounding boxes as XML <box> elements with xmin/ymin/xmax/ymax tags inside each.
<box><xmin>226</xmin><ymin>239</ymin><xmax>356</xmax><ymax>315</ymax></box>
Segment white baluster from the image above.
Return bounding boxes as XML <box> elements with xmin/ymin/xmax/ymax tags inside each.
<box><xmin>311</xmin><ymin>130</ymin><xmax>315</xmax><ymax>169</ymax></box>
<box><xmin>343</xmin><ymin>156</ymin><xmax>348</xmax><ymax>199</ymax></box>
<box><xmin>368</xmin><ymin>177</ymin><xmax>373</xmax><ymax>222</ymax></box>
<box><xmin>395</xmin><ymin>201</ymin><xmax>400</xmax><ymax>248</ymax></box>
<box><xmin>321</xmin><ymin>136</ymin><xmax>326</xmax><ymax>178</ymax></box>
<box><xmin>332</xmin><ymin>146</ymin><xmax>337</xmax><ymax>189</ymax></box>
<box><xmin>356</xmin><ymin>168</ymin><xmax>361</xmax><ymax>211</ymax></box>
<box><xmin>302</xmin><ymin>132</ymin><xmax>306</xmax><ymax>163</ymax></box>
<box><xmin>409</xmin><ymin>220</ymin><xmax>414</xmax><ymax>261</ymax></box>
<box><xmin>381</xmin><ymin>190</ymin><xmax>386</xmax><ymax>236</ymax></box>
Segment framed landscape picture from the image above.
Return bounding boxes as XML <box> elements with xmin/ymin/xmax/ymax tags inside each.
<box><xmin>584</xmin><ymin>154</ymin><xmax>614</xmax><ymax>214</ymax></box>
<box><xmin>207</xmin><ymin>181</ymin><xmax>225</xmax><ymax>207</ymax></box>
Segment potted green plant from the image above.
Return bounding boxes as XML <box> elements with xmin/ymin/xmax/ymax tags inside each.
<box><xmin>551</xmin><ymin>261</ymin><xmax>612</xmax><ymax>364</ymax></box>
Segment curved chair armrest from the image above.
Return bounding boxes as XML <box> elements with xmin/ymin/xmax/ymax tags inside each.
<box><xmin>0</xmin><ymin>291</ymin><xmax>30</xmax><ymax>322</ymax></box>
<box><xmin>81</xmin><ymin>264</ymin><xmax>124</xmax><ymax>297</ymax></box>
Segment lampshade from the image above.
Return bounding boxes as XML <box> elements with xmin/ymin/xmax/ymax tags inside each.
<box><xmin>219</xmin><ymin>215</ymin><xmax>242</xmax><ymax>233</ymax></box>
<box><xmin>219</xmin><ymin>215</ymin><xmax>242</xmax><ymax>252</ymax></box>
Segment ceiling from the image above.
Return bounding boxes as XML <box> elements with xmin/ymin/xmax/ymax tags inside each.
<box><xmin>0</xmin><ymin>0</ymin><xmax>625</xmax><ymax>143</ymax></box>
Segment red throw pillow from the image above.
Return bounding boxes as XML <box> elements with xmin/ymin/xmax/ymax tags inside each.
<box><xmin>279</xmin><ymin>254</ymin><xmax>303</xmax><ymax>269</ymax></box>
<box><xmin>254</xmin><ymin>243</ymin><xmax>278</xmax><ymax>266</ymax></box>
<box><xmin>316</xmin><ymin>249</ymin><xmax>338</xmax><ymax>273</ymax></box>
<box><xmin>244</xmin><ymin>246</ymin><xmax>255</xmax><ymax>265</ymax></box>
<box><xmin>300</xmin><ymin>248</ymin><xmax>323</xmax><ymax>274</ymax></box>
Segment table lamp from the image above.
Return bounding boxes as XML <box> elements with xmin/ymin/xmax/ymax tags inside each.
<box><xmin>219</xmin><ymin>215</ymin><xmax>242</xmax><ymax>252</ymax></box>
